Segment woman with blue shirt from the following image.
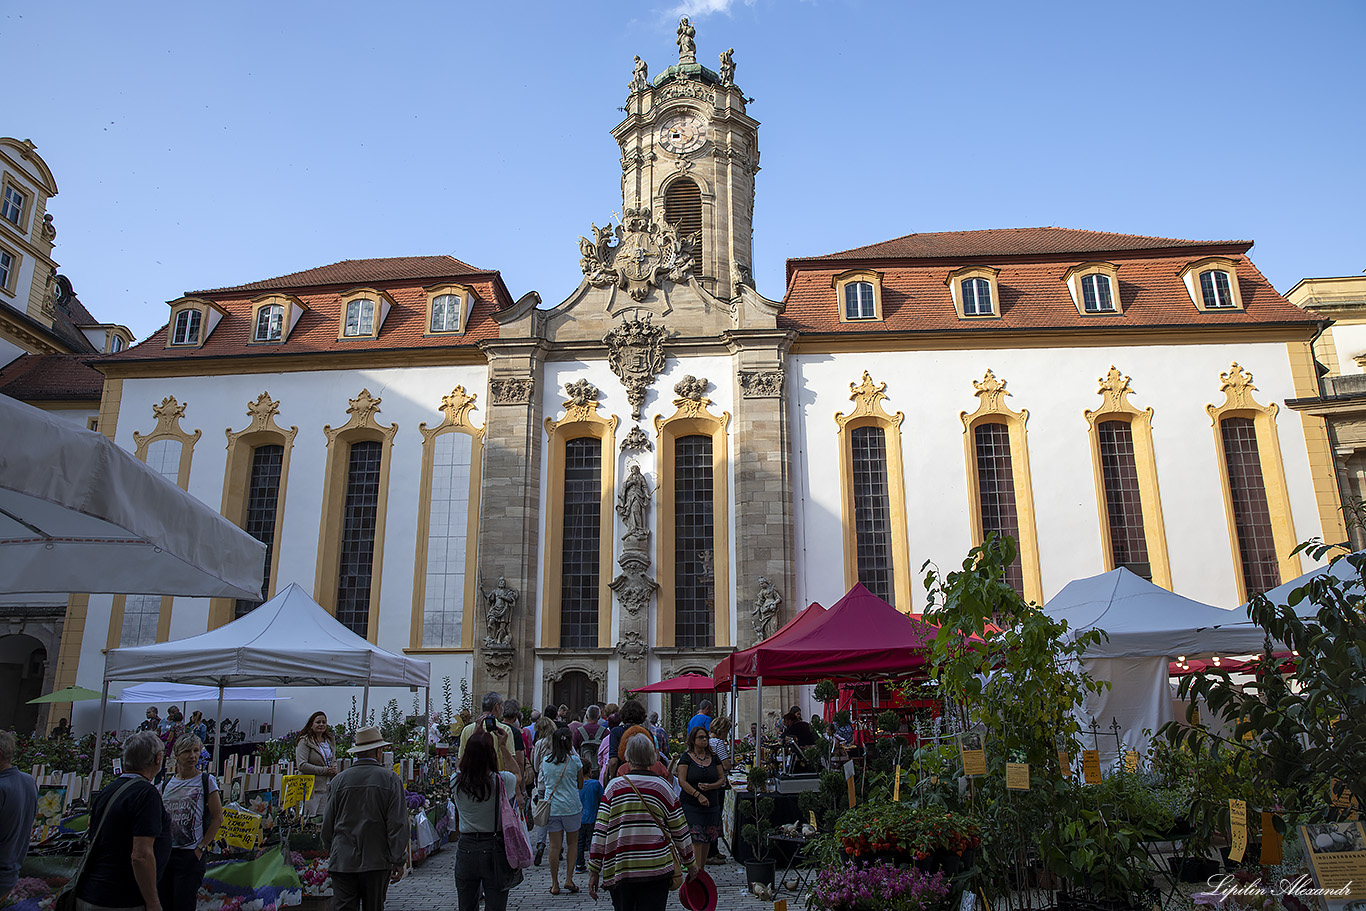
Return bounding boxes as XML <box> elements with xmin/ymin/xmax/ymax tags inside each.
<box><xmin>538</xmin><ymin>727</ymin><xmax>584</xmax><ymax>894</ymax></box>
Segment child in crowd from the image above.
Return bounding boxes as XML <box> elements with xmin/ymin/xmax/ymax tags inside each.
<box><xmin>574</xmin><ymin>747</ymin><xmax>603</xmax><ymax>874</ymax></box>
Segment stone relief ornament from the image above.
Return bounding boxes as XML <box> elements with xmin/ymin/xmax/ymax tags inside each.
<box><xmin>739</xmin><ymin>370</ymin><xmax>783</xmax><ymax>398</ymax></box>
<box><xmin>489</xmin><ymin>377</ymin><xmax>533</xmax><ymax>406</ymax></box>
<box><xmin>610</xmin><ymin>555</ymin><xmax>659</xmax><ymax>617</ymax></box>
<box><xmin>578</xmin><ymin>208</ymin><xmax>696</xmax><ymax>303</ymax></box>
<box><xmin>478</xmin><ymin>572</ymin><xmax>517</xmax><ymax>647</ymax></box>
<box><xmin>604</xmin><ymin>312</ymin><xmax>668</xmax><ymax>420</ymax></box>
<box><xmin>40</xmin><ymin>213</ymin><xmax>56</xmax><ymax>244</ymax></box>
<box><xmin>752</xmin><ymin>576</ymin><xmax>782</xmax><ymax>642</ymax></box>
<box><xmin>620</xmin><ymin>425</ymin><xmax>653</xmax><ymax>452</ymax></box>
<box><xmin>483</xmin><ymin>646</ymin><xmax>513</xmax><ymax>681</ymax></box>
<box><xmin>673</xmin><ymin>375</ymin><xmax>708</xmax><ymax>403</ymax></box>
<box><xmin>658</xmin><ymin>71</ymin><xmax>715</xmax><ymax>105</ymax></box>
<box><xmin>564</xmin><ymin>379</ymin><xmax>600</xmax><ymax>408</ymax></box>
<box><xmin>616</xmin><ymin>628</ymin><xmax>649</xmax><ymax>663</ymax></box>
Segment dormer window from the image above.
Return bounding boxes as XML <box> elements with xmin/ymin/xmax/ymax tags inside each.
<box><xmin>336</xmin><ymin>288</ymin><xmax>393</xmax><ymax>340</ymax></box>
<box><xmin>946</xmin><ymin>266</ymin><xmax>1001</xmax><ymax>320</ymax></box>
<box><xmin>172</xmin><ymin>308</ymin><xmax>202</xmax><ymax>345</ymax></box>
<box><xmin>255</xmin><ymin>304</ymin><xmax>284</xmax><ymax>342</ymax></box>
<box><xmin>1200</xmin><ymin>270</ymin><xmax>1236</xmax><ymax>309</ymax></box>
<box><xmin>1081</xmin><ymin>274</ymin><xmax>1115</xmax><ymax>312</ymax></box>
<box><xmin>1180</xmin><ymin>257</ymin><xmax>1245</xmax><ymax>312</ymax></box>
<box><xmin>164</xmin><ymin>297</ymin><xmax>226</xmax><ymax>349</ymax></box>
<box><xmin>111</xmin><ymin>335</ymin><xmax>124</xmax><ymax>353</ymax></box>
<box><xmin>424</xmin><ymin>283</ymin><xmax>475</xmax><ymax>335</ymax></box>
<box><xmin>344</xmin><ymin>299</ymin><xmax>374</xmax><ymax>336</ymax></box>
<box><xmin>833</xmin><ymin>270</ymin><xmax>884</xmax><ymax>323</ymax></box>
<box><xmin>963</xmin><ymin>278</ymin><xmax>993</xmax><ymax>316</ymax></box>
<box><xmin>1063</xmin><ymin>262</ymin><xmax>1123</xmax><ymax>316</ymax></box>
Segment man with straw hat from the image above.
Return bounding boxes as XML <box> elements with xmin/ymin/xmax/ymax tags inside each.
<box><xmin>322</xmin><ymin>726</ymin><xmax>407</xmax><ymax>911</ymax></box>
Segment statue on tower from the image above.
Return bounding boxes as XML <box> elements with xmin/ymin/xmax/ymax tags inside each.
<box><xmin>718</xmin><ymin>48</ymin><xmax>735</xmax><ymax>86</ymax></box>
<box><xmin>676</xmin><ymin>17</ymin><xmax>696</xmax><ymax>65</ymax></box>
<box><xmin>631</xmin><ymin>55</ymin><xmax>648</xmax><ymax>91</ymax></box>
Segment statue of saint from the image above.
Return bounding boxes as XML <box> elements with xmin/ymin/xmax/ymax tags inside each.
<box><xmin>616</xmin><ymin>464</ymin><xmax>652</xmax><ymax>537</ymax></box>
<box><xmin>480</xmin><ymin>574</ymin><xmax>517</xmax><ymax>646</ymax></box>
<box><xmin>632</xmin><ymin>55</ymin><xmax>648</xmax><ymax>89</ymax></box>
<box><xmin>753</xmin><ymin>576</ymin><xmax>782</xmax><ymax>641</ymax></box>
<box><xmin>676</xmin><ymin>17</ymin><xmax>696</xmax><ymax>63</ymax></box>
<box><xmin>718</xmin><ymin>48</ymin><xmax>735</xmax><ymax>86</ymax></box>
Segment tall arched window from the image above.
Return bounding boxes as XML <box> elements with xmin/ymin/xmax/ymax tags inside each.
<box><xmin>664</xmin><ymin>177</ymin><xmax>703</xmax><ymax>263</ymax></box>
<box><xmin>1096</xmin><ymin>420</ymin><xmax>1151</xmax><ymax>580</ymax></box>
<box><xmin>674</xmin><ymin>434</ymin><xmax>714</xmax><ymax>646</ymax></box>
<box><xmin>235</xmin><ymin>444</ymin><xmax>284</xmax><ymax>618</ymax></box>
<box><xmin>561</xmin><ymin>438</ymin><xmax>603</xmax><ymax>647</ymax></box>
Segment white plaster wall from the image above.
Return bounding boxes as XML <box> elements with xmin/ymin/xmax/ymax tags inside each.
<box><xmin>0</xmin><ymin>337</ymin><xmax>24</xmax><ymax>367</ymax></box>
<box><xmin>1329</xmin><ymin>323</ymin><xmax>1366</xmax><ymax>376</ymax></box>
<box><xmin>790</xmin><ymin>340</ymin><xmax>1325</xmax><ymax>614</ymax></box>
<box><xmin>71</xmin><ymin>364</ymin><xmax>487</xmax><ymax>736</ymax></box>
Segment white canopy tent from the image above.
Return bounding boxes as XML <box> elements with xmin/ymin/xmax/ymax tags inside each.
<box><xmin>1043</xmin><ymin>568</ymin><xmax>1268</xmax><ymax>762</ymax></box>
<box><xmin>96</xmin><ymin>583</ymin><xmax>431</xmax><ymax>769</ymax></box>
<box><xmin>0</xmin><ymin>393</ymin><xmax>266</xmax><ymax>599</ymax></box>
<box><xmin>111</xmin><ymin>683</ymin><xmax>291</xmax><ymax>743</ymax></box>
<box><xmin>1239</xmin><ymin>550</ymin><xmax>1366</xmax><ymax>616</ymax></box>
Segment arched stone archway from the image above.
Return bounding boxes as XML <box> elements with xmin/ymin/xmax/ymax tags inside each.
<box><xmin>0</xmin><ymin>633</ymin><xmax>47</xmax><ymax>733</ymax></box>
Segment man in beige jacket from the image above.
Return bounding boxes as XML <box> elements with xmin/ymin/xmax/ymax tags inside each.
<box><xmin>322</xmin><ymin>726</ymin><xmax>406</xmax><ymax>911</ymax></box>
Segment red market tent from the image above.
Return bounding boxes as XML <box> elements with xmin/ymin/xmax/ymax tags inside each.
<box><xmin>630</xmin><ymin>673</ymin><xmax>721</xmax><ymax>693</ymax></box>
<box><xmin>711</xmin><ymin>599</ymin><xmax>827</xmax><ymax>690</ymax></box>
<box><xmin>713</xmin><ymin>584</ymin><xmax>936</xmax><ymax>688</ymax></box>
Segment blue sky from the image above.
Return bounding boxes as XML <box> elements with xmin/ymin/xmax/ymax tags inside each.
<box><xmin>8</xmin><ymin>0</ymin><xmax>1364</xmax><ymax>340</ymax></box>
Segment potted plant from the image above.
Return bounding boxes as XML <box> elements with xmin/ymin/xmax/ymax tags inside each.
<box><xmin>739</xmin><ymin>765</ymin><xmax>776</xmax><ymax>887</ymax></box>
<box><xmin>808</xmin><ymin>859</ymin><xmax>952</xmax><ymax>911</ymax></box>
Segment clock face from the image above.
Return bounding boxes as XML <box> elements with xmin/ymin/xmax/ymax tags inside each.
<box><xmin>659</xmin><ymin>112</ymin><xmax>706</xmax><ymax>154</ymax></box>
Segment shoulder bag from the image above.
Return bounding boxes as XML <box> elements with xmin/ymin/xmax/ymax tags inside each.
<box><xmin>531</xmin><ymin>759</ymin><xmax>569</xmax><ymax>828</ymax></box>
<box><xmin>53</xmin><ymin>776</ymin><xmax>140</xmax><ymax>911</ymax></box>
<box><xmin>623</xmin><ymin>775</ymin><xmax>686</xmax><ymax>891</ymax></box>
<box><xmin>497</xmin><ymin>773</ymin><xmax>533</xmax><ymax>872</ymax></box>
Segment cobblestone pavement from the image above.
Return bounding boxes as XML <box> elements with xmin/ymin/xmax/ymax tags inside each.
<box><xmin>387</xmin><ymin>842</ymin><xmax>784</xmax><ymax>911</ymax></box>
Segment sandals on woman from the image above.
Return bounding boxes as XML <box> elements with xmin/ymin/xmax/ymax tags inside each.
<box><xmin>565</xmin><ymin>882</ymin><xmax>580</xmax><ymax>893</ymax></box>
<box><xmin>549</xmin><ymin>885</ymin><xmax>561</xmax><ymax>895</ymax></box>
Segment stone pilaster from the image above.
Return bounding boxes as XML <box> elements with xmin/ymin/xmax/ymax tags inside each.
<box><xmin>474</xmin><ymin>338</ymin><xmax>549</xmax><ymax>700</ymax></box>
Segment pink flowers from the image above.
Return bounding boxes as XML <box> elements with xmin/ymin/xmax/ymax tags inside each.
<box><xmin>810</xmin><ymin>861</ymin><xmax>951</xmax><ymax>911</ymax></box>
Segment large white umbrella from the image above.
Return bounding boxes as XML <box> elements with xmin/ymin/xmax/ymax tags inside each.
<box><xmin>0</xmin><ymin>393</ymin><xmax>265</xmax><ymax>599</ymax></box>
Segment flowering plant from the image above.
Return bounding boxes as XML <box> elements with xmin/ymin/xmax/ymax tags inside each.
<box><xmin>808</xmin><ymin>861</ymin><xmax>950</xmax><ymax>911</ymax></box>
<box><xmin>835</xmin><ymin>802</ymin><xmax>981</xmax><ymax>860</ymax></box>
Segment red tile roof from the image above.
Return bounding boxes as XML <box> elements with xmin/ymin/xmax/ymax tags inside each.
<box><xmin>195</xmin><ymin>255</ymin><xmax>490</xmax><ymax>294</ymax></box>
<box><xmin>0</xmin><ymin>353</ymin><xmax>104</xmax><ymax>400</ymax></box>
<box><xmin>110</xmin><ymin>258</ymin><xmax>516</xmax><ymax>362</ymax></box>
<box><xmin>794</xmin><ymin>226</ymin><xmax>1250</xmax><ymax>265</ymax></box>
<box><xmin>782</xmin><ymin>229</ymin><xmax>1314</xmax><ymax>335</ymax></box>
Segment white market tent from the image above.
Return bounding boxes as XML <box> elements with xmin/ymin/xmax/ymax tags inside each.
<box><xmin>0</xmin><ymin>393</ymin><xmax>266</xmax><ymax>599</ymax></box>
<box><xmin>95</xmin><ymin>582</ymin><xmax>431</xmax><ymax>769</ymax></box>
<box><xmin>113</xmin><ymin>683</ymin><xmax>290</xmax><ymax>704</ymax></box>
<box><xmin>1239</xmin><ymin>550</ymin><xmax>1366</xmax><ymax>616</ymax></box>
<box><xmin>1043</xmin><ymin>567</ymin><xmax>1267</xmax><ymax>761</ymax></box>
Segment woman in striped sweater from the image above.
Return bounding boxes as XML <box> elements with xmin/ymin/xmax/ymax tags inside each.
<box><xmin>587</xmin><ymin>733</ymin><xmax>697</xmax><ymax>909</ymax></box>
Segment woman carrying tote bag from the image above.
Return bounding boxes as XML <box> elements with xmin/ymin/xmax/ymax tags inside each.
<box><xmin>453</xmin><ymin>731</ymin><xmax>523</xmax><ymax>911</ymax></box>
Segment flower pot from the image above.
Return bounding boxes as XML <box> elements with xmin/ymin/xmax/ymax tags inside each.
<box><xmin>745</xmin><ymin>859</ymin><xmax>776</xmax><ymax>888</ymax></box>
<box><xmin>1168</xmin><ymin>856</ymin><xmax>1221</xmax><ymax>883</ymax></box>
<box><xmin>1221</xmin><ymin>843</ymin><xmax>1262</xmax><ymax>871</ymax></box>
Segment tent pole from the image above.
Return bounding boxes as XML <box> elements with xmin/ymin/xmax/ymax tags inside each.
<box><xmin>92</xmin><ymin>681</ymin><xmax>111</xmax><ymax>780</ymax></box>
<box><xmin>756</xmin><ymin>676</ymin><xmax>763</xmax><ymax>771</ymax></box>
<box><xmin>270</xmin><ymin>699</ymin><xmax>276</xmax><ymax>740</ymax></box>
<box><xmin>362</xmin><ymin>685</ymin><xmax>370</xmax><ymax>721</ymax></box>
<box><xmin>424</xmin><ymin>686</ymin><xmax>431</xmax><ymax>764</ymax></box>
<box><xmin>213</xmin><ymin>686</ymin><xmax>224</xmax><ymax>772</ymax></box>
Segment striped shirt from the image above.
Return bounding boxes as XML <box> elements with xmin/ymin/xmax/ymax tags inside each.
<box><xmin>587</xmin><ymin>772</ymin><xmax>694</xmax><ymax>889</ymax></box>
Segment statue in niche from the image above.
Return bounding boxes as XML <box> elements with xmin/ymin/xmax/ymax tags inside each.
<box><xmin>676</xmin><ymin>17</ymin><xmax>696</xmax><ymax>63</ymax></box>
<box><xmin>616</xmin><ymin>464</ymin><xmax>652</xmax><ymax>539</ymax></box>
<box><xmin>718</xmin><ymin>48</ymin><xmax>735</xmax><ymax>86</ymax></box>
<box><xmin>752</xmin><ymin>576</ymin><xmax>782</xmax><ymax>641</ymax></box>
<box><xmin>479</xmin><ymin>573</ymin><xmax>517</xmax><ymax>647</ymax></box>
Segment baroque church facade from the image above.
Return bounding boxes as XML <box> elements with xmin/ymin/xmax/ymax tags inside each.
<box><xmin>55</xmin><ymin>23</ymin><xmax>1347</xmax><ymax>727</ymax></box>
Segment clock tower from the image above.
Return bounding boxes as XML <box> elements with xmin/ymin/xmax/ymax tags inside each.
<box><xmin>612</xmin><ymin>19</ymin><xmax>759</xmax><ymax>298</ymax></box>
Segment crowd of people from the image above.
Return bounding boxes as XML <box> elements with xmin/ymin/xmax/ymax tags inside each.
<box><xmin>0</xmin><ymin>692</ymin><xmax>816</xmax><ymax>911</ymax></box>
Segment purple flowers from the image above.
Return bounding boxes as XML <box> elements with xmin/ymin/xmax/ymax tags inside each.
<box><xmin>809</xmin><ymin>861</ymin><xmax>950</xmax><ymax>911</ymax></box>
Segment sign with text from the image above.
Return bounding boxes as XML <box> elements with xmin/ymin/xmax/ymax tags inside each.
<box><xmin>1299</xmin><ymin>821</ymin><xmax>1366</xmax><ymax>910</ymax></box>
<box><xmin>1081</xmin><ymin>750</ymin><xmax>1101</xmax><ymax>785</ymax></box>
<box><xmin>280</xmin><ymin>775</ymin><xmax>314</xmax><ymax>810</ymax></box>
<box><xmin>1229</xmin><ymin>799</ymin><xmax>1248</xmax><ymax>863</ymax></box>
<box><xmin>221</xmin><ymin>805</ymin><xmax>263</xmax><ymax>850</ymax></box>
<box><xmin>893</xmin><ymin>766</ymin><xmax>902</xmax><ymax>801</ymax></box>
<box><xmin>1124</xmin><ymin>751</ymin><xmax>1139</xmax><ymax>773</ymax></box>
<box><xmin>1058</xmin><ymin>751</ymin><xmax>1070</xmax><ymax>778</ymax></box>
<box><xmin>1005</xmin><ymin>763</ymin><xmax>1030</xmax><ymax>790</ymax></box>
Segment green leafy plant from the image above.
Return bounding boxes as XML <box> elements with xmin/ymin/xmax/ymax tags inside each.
<box><xmin>739</xmin><ymin>764</ymin><xmax>776</xmax><ymax>861</ymax></box>
<box><xmin>814</xmin><ymin>679</ymin><xmax>839</xmax><ymax>704</ymax></box>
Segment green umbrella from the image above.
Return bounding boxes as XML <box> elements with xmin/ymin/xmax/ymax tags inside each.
<box><xmin>27</xmin><ymin>685</ymin><xmax>103</xmax><ymax>704</ymax></box>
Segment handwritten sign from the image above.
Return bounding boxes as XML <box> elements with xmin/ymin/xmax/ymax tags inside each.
<box><xmin>1005</xmin><ymin>763</ymin><xmax>1030</xmax><ymax>790</ymax></box>
<box><xmin>1124</xmin><ymin>751</ymin><xmax>1139</xmax><ymax>773</ymax></box>
<box><xmin>1229</xmin><ymin>799</ymin><xmax>1247</xmax><ymax>863</ymax></box>
<box><xmin>1058</xmin><ymin>751</ymin><xmax>1071</xmax><ymax>778</ymax></box>
<box><xmin>1081</xmin><ymin>750</ymin><xmax>1101</xmax><ymax>785</ymax></box>
<box><xmin>893</xmin><ymin>766</ymin><xmax>902</xmax><ymax>802</ymax></box>
<box><xmin>280</xmin><ymin>775</ymin><xmax>314</xmax><ymax>810</ymax></box>
<box><xmin>221</xmin><ymin>805</ymin><xmax>263</xmax><ymax>850</ymax></box>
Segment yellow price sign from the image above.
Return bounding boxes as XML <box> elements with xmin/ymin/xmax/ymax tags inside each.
<box><xmin>1005</xmin><ymin>763</ymin><xmax>1030</xmax><ymax>790</ymax></box>
<box><xmin>1081</xmin><ymin>750</ymin><xmax>1101</xmax><ymax>785</ymax></box>
<box><xmin>1058</xmin><ymin>751</ymin><xmax>1071</xmax><ymax>778</ymax></box>
<box><xmin>1124</xmin><ymin>751</ymin><xmax>1139</xmax><ymax>773</ymax></box>
<box><xmin>221</xmin><ymin>806</ymin><xmax>262</xmax><ymax>849</ymax></box>
<box><xmin>1229</xmin><ymin>799</ymin><xmax>1248</xmax><ymax>863</ymax></box>
<box><xmin>893</xmin><ymin>766</ymin><xmax>901</xmax><ymax>802</ymax></box>
<box><xmin>809</xmin><ymin>811</ymin><xmax>818</xmax><ymax>831</ymax></box>
<box><xmin>281</xmin><ymin>775</ymin><xmax>314</xmax><ymax>810</ymax></box>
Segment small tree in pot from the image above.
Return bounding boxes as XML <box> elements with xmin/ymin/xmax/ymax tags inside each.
<box><xmin>739</xmin><ymin>764</ymin><xmax>777</xmax><ymax>886</ymax></box>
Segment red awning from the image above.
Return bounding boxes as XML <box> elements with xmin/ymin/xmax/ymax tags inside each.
<box><xmin>713</xmin><ymin>584</ymin><xmax>935</xmax><ymax>688</ymax></box>
<box><xmin>629</xmin><ymin>673</ymin><xmax>721</xmax><ymax>693</ymax></box>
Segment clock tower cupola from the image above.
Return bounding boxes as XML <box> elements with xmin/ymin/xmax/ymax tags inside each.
<box><xmin>612</xmin><ymin>18</ymin><xmax>759</xmax><ymax>298</ymax></box>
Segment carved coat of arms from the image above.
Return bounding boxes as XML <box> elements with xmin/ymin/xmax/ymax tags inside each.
<box><xmin>578</xmin><ymin>207</ymin><xmax>697</xmax><ymax>303</ymax></box>
<box><xmin>604</xmin><ymin>314</ymin><xmax>668</xmax><ymax>421</ymax></box>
